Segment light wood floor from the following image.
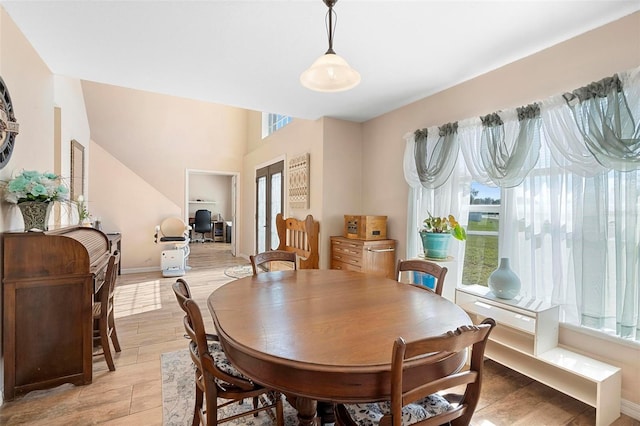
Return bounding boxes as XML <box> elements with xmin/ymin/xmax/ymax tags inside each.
<box><xmin>0</xmin><ymin>243</ymin><xmax>637</xmax><ymax>425</ymax></box>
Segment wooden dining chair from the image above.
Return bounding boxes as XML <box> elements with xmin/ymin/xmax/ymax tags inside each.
<box><xmin>396</xmin><ymin>259</ymin><xmax>448</xmax><ymax>296</ymax></box>
<box><xmin>335</xmin><ymin>318</ymin><xmax>496</xmax><ymax>426</ymax></box>
<box><xmin>250</xmin><ymin>250</ymin><xmax>297</xmax><ymax>275</ymax></box>
<box><xmin>172</xmin><ymin>279</ymin><xmax>284</xmax><ymax>426</ymax></box>
<box><xmin>93</xmin><ymin>251</ymin><xmax>121</xmax><ymax>371</ymax></box>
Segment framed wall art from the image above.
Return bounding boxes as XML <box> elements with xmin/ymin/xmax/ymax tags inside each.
<box><xmin>70</xmin><ymin>140</ymin><xmax>84</xmax><ymax>201</ymax></box>
<box><xmin>288</xmin><ymin>153</ymin><xmax>309</xmax><ymax>209</ymax></box>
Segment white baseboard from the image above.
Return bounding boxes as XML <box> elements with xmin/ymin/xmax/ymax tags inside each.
<box><xmin>121</xmin><ymin>266</ymin><xmax>159</xmax><ymax>274</ymax></box>
<box><xmin>622</xmin><ymin>398</ymin><xmax>640</xmax><ymax>420</ymax></box>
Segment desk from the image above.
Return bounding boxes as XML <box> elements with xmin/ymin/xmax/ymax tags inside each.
<box><xmin>208</xmin><ymin>269</ymin><xmax>471</xmax><ymax>426</ymax></box>
<box><xmin>188</xmin><ymin>218</ymin><xmax>225</xmax><ymax>242</ymax></box>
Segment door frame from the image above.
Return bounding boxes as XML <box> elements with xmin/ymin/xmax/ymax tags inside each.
<box><xmin>185</xmin><ymin>169</ymin><xmax>240</xmax><ymax>256</ymax></box>
<box><xmin>254</xmin><ymin>156</ymin><xmax>286</xmax><ymax>254</ymax></box>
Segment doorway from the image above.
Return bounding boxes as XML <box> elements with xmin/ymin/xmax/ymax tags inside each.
<box><xmin>255</xmin><ymin>160</ymin><xmax>284</xmax><ymax>253</ymax></box>
<box><xmin>185</xmin><ymin>169</ymin><xmax>239</xmax><ymax>256</ymax></box>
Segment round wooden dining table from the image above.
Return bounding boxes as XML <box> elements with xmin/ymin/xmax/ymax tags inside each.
<box><xmin>207</xmin><ymin>269</ymin><xmax>472</xmax><ymax>426</ymax></box>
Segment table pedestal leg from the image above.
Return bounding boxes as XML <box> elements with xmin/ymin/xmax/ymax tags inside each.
<box><xmin>293</xmin><ymin>397</ymin><xmax>318</xmax><ymax>426</ymax></box>
<box><xmin>286</xmin><ymin>395</ymin><xmax>322</xmax><ymax>426</ymax></box>
<box><xmin>317</xmin><ymin>401</ymin><xmax>335</xmax><ymax>424</ymax></box>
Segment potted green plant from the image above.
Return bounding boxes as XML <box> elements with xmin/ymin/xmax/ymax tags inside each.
<box><xmin>419</xmin><ymin>212</ymin><xmax>466</xmax><ymax>259</ymax></box>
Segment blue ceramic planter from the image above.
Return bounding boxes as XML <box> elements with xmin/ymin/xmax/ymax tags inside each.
<box><xmin>419</xmin><ymin>231</ymin><xmax>451</xmax><ymax>259</ymax></box>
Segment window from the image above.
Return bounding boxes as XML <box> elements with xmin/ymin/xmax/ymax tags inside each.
<box><xmin>262</xmin><ymin>113</ymin><xmax>292</xmax><ymax>138</ymax></box>
<box><xmin>404</xmin><ymin>67</ymin><xmax>640</xmax><ymax>341</ymax></box>
<box><xmin>407</xmin><ymin>138</ymin><xmax>639</xmax><ymax>341</ymax></box>
<box><xmin>462</xmin><ymin>182</ymin><xmax>500</xmax><ymax>286</ymax></box>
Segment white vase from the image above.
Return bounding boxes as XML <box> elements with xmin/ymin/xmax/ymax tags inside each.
<box><xmin>488</xmin><ymin>257</ymin><xmax>521</xmax><ymax>300</ymax></box>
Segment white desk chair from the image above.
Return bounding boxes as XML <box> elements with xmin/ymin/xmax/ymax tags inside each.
<box><xmin>154</xmin><ymin>217</ymin><xmax>191</xmax><ymax>277</ymax></box>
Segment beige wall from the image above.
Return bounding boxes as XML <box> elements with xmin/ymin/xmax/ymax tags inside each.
<box><xmin>362</xmin><ymin>12</ymin><xmax>640</xmax><ymax>264</ymax></box>
<box><xmin>188</xmin><ymin>173</ymin><xmax>232</xmax><ymax>220</ymax></box>
<box><xmin>89</xmin><ymin>140</ymin><xmax>182</xmax><ymax>271</ymax></box>
<box><xmin>241</xmin><ymin>112</ymin><xmax>324</xmax><ymax>259</ymax></box>
<box><xmin>0</xmin><ymin>7</ymin><xmax>92</xmax><ymax>400</ymax></box>
<box><xmin>0</xmin><ymin>3</ymin><xmax>638</xmax><ymax>412</ymax></box>
<box><xmin>82</xmin><ymin>81</ymin><xmax>248</xmax><ymax>208</ymax></box>
<box><xmin>82</xmin><ymin>81</ymin><xmax>249</xmax><ymax>270</ymax></box>
<box><xmin>360</xmin><ymin>11</ymin><xmax>640</xmax><ymax>406</ymax></box>
<box><xmin>321</xmin><ymin>118</ymin><xmax>362</xmax><ymax>266</ymax></box>
<box><xmin>0</xmin><ymin>9</ymin><xmax>54</xmax><ymax>231</ymax></box>
<box><xmin>242</xmin><ymin>114</ymin><xmax>363</xmax><ymax>267</ymax></box>
<box><xmin>53</xmin><ymin>75</ymin><xmax>92</xmax><ymax>225</ymax></box>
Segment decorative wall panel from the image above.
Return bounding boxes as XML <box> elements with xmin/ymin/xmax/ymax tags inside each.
<box><xmin>288</xmin><ymin>153</ymin><xmax>309</xmax><ymax>209</ymax></box>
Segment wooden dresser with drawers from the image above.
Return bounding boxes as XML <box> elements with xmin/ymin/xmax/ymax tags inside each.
<box><xmin>330</xmin><ymin>236</ymin><xmax>396</xmax><ymax>279</ymax></box>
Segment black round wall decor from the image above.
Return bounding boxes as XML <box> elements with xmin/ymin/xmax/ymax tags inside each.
<box><xmin>0</xmin><ymin>76</ymin><xmax>19</xmax><ymax>169</ymax></box>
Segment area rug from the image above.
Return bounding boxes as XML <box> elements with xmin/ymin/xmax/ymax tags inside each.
<box><xmin>161</xmin><ymin>348</ymin><xmax>299</xmax><ymax>425</ymax></box>
<box><xmin>223</xmin><ymin>264</ymin><xmax>254</xmax><ymax>279</ymax></box>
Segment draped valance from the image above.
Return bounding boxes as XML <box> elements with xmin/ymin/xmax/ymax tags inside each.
<box><xmin>404</xmin><ymin>67</ymin><xmax>640</xmax><ymax>188</ymax></box>
<box><xmin>407</xmin><ymin>122</ymin><xmax>460</xmax><ymax>189</ymax></box>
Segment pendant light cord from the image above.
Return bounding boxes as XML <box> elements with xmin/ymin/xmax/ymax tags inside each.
<box><xmin>325</xmin><ymin>4</ymin><xmax>337</xmax><ymax>54</ymax></box>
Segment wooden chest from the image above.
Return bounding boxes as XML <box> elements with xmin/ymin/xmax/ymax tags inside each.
<box><xmin>330</xmin><ymin>236</ymin><xmax>396</xmax><ymax>279</ymax></box>
<box><xmin>343</xmin><ymin>215</ymin><xmax>387</xmax><ymax>240</ymax></box>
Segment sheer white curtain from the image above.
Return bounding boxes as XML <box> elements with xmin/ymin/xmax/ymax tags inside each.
<box><xmin>501</xmin><ymin>143</ymin><xmax>580</xmax><ymax>321</ymax></box>
<box><xmin>540</xmin><ymin>69</ymin><xmax>640</xmax><ymax>337</ymax></box>
<box><xmin>458</xmin><ymin>106</ymin><xmax>544</xmax><ymax>267</ymax></box>
<box><xmin>479</xmin><ymin>104</ymin><xmax>542</xmax><ymax>187</ymax></box>
<box><xmin>403</xmin><ymin>130</ymin><xmax>470</xmax><ymax>281</ymax></box>
<box><xmin>412</xmin><ymin>124</ymin><xmax>460</xmax><ymax>189</ymax></box>
<box><xmin>563</xmin><ymin>69</ymin><xmax>640</xmax><ymax>171</ymax></box>
<box><xmin>405</xmin><ymin>66</ymin><xmax>639</xmax><ymax>340</ymax></box>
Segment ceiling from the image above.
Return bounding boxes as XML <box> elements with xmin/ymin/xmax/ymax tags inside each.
<box><xmin>1</xmin><ymin>1</ymin><xmax>639</xmax><ymax>122</ymax></box>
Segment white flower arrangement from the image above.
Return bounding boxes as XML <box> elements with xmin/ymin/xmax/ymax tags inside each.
<box><xmin>77</xmin><ymin>194</ymin><xmax>91</xmax><ymax>222</ymax></box>
<box><xmin>4</xmin><ymin>170</ymin><xmax>69</xmax><ymax>204</ymax></box>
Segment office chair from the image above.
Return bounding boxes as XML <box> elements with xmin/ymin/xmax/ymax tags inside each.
<box><xmin>193</xmin><ymin>209</ymin><xmax>213</xmax><ymax>243</ymax></box>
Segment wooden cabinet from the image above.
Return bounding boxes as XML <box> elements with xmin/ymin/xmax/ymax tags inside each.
<box><xmin>2</xmin><ymin>227</ymin><xmax>110</xmax><ymax>400</ymax></box>
<box><xmin>212</xmin><ymin>220</ymin><xmax>225</xmax><ymax>242</ymax></box>
<box><xmin>456</xmin><ymin>285</ymin><xmax>621</xmax><ymax>426</ymax></box>
<box><xmin>330</xmin><ymin>236</ymin><xmax>396</xmax><ymax>279</ymax></box>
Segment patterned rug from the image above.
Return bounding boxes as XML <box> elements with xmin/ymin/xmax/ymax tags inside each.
<box><xmin>161</xmin><ymin>348</ymin><xmax>299</xmax><ymax>425</ymax></box>
<box><xmin>223</xmin><ymin>264</ymin><xmax>254</xmax><ymax>279</ymax></box>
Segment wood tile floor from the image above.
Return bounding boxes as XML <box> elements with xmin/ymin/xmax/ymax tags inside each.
<box><xmin>0</xmin><ymin>243</ymin><xmax>637</xmax><ymax>425</ymax></box>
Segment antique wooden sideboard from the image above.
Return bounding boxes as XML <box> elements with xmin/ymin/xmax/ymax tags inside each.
<box><xmin>1</xmin><ymin>226</ymin><xmax>111</xmax><ymax>400</ymax></box>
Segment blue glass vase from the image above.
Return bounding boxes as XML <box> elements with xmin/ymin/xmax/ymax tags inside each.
<box><xmin>488</xmin><ymin>257</ymin><xmax>521</xmax><ymax>300</ymax></box>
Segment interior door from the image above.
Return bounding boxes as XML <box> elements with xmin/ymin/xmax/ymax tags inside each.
<box><xmin>256</xmin><ymin>161</ymin><xmax>284</xmax><ymax>253</ymax></box>
<box><xmin>230</xmin><ymin>175</ymin><xmax>237</xmax><ymax>256</ymax></box>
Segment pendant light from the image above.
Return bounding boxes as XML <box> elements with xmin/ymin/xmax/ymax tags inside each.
<box><xmin>300</xmin><ymin>0</ymin><xmax>361</xmax><ymax>92</ymax></box>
